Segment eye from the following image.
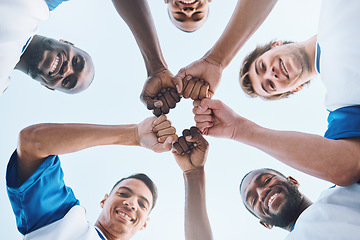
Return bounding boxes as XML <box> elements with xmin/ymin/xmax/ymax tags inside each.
<box><xmin>61</xmin><ymin>77</ymin><xmax>77</xmax><ymax>89</ymax></box>
<box><xmin>72</xmin><ymin>56</ymin><xmax>79</xmax><ymax>67</ymax></box>
<box><xmin>119</xmin><ymin>192</ymin><xmax>129</xmax><ymax>197</ymax></box>
<box><xmin>62</xmin><ymin>77</ymin><xmax>71</xmax><ymax>88</ymax></box>
<box><xmin>269</xmin><ymin>81</ymin><xmax>275</xmax><ymax>91</ymax></box>
<box><xmin>265</xmin><ymin>176</ymin><xmax>273</xmax><ymax>185</ymax></box>
<box><xmin>261</xmin><ymin>62</ymin><xmax>266</xmax><ymax>71</ymax></box>
<box><xmin>252</xmin><ymin>196</ymin><xmax>258</xmax><ymax>207</ymax></box>
<box><xmin>138</xmin><ymin>201</ymin><xmax>146</xmax><ymax>209</ymax></box>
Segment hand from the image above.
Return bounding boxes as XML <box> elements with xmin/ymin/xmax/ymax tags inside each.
<box><xmin>172</xmin><ymin>56</ymin><xmax>223</xmax><ymax>99</ymax></box>
<box><xmin>182</xmin><ymin>77</ymin><xmax>211</xmax><ymax>100</ymax></box>
<box><xmin>193</xmin><ymin>99</ymin><xmax>239</xmax><ymax>139</ymax></box>
<box><xmin>141</xmin><ymin>68</ymin><xmax>181</xmax><ymax>116</ymax></box>
<box><xmin>172</xmin><ymin>127</ymin><xmax>209</xmax><ymax>173</ymax></box>
<box><xmin>137</xmin><ymin>115</ymin><xmax>178</xmax><ymax>153</ymax></box>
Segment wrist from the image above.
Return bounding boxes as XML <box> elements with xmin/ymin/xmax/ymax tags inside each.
<box><xmin>203</xmin><ymin>51</ymin><xmax>225</xmax><ymax>70</ymax></box>
<box><xmin>183</xmin><ymin>167</ymin><xmax>205</xmax><ymax>179</ymax></box>
<box><xmin>146</xmin><ymin>59</ymin><xmax>168</xmax><ymax>76</ymax></box>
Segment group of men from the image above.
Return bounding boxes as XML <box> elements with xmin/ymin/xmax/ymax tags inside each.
<box><xmin>3</xmin><ymin>0</ymin><xmax>360</xmax><ymax>239</ymax></box>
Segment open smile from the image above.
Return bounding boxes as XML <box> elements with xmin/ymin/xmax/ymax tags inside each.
<box><xmin>116</xmin><ymin>209</ymin><xmax>135</xmax><ymax>222</ymax></box>
<box><xmin>279</xmin><ymin>59</ymin><xmax>289</xmax><ymax>79</ymax></box>
<box><xmin>49</xmin><ymin>53</ymin><xmax>63</xmax><ymax>77</ymax></box>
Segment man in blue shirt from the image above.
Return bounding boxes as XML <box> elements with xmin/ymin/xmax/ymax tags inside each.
<box><xmin>7</xmin><ymin>115</ymin><xmax>177</xmax><ymax>239</ymax></box>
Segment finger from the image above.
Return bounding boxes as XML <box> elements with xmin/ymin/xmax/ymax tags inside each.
<box><xmin>199</xmin><ymin>83</ymin><xmax>210</xmax><ymax>100</ymax></box>
<box><xmin>182</xmin><ymin>129</ymin><xmax>194</xmax><ymax>149</ymax></box>
<box><xmin>173</xmin><ymin>138</ymin><xmax>185</xmax><ymax>155</ymax></box>
<box><xmin>193</xmin><ymin>100</ymin><xmax>201</xmax><ymax>107</ymax></box>
<box><xmin>157</xmin><ymin>136</ymin><xmax>173</xmax><ymax>152</ymax></box>
<box><xmin>162</xmin><ymin>89</ymin><xmax>177</xmax><ymax>109</ymax></box>
<box><xmin>178</xmin><ymin>136</ymin><xmax>190</xmax><ymax>154</ymax></box>
<box><xmin>169</xmin><ymin>88</ymin><xmax>181</xmax><ymax>102</ymax></box>
<box><xmin>153</xmin><ymin>114</ymin><xmax>167</xmax><ymax>126</ymax></box>
<box><xmin>153</xmin><ymin>107</ymin><xmax>162</xmax><ymax>117</ymax></box>
<box><xmin>195</xmin><ymin>122</ymin><xmax>213</xmax><ymax>131</ymax></box>
<box><xmin>192</xmin><ymin>107</ymin><xmax>212</xmax><ymax>115</ymax></box>
<box><xmin>182</xmin><ymin>78</ymin><xmax>196</xmax><ymax>99</ymax></box>
<box><xmin>158</xmin><ymin>133</ymin><xmax>178</xmax><ymax>143</ymax></box>
<box><xmin>186</xmin><ymin>127</ymin><xmax>208</xmax><ymax>145</ymax></box>
<box><xmin>197</xmin><ymin>98</ymin><xmax>217</xmax><ymax>113</ymax></box>
<box><xmin>172</xmin><ymin>69</ymin><xmax>189</xmax><ymax>94</ymax></box>
<box><xmin>153</xmin><ymin>120</ymin><xmax>171</xmax><ymax>132</ymax></box>
<box><xmin>194</xmin><ymin>114</ymin><xmax>214</xmax><ymax>123</ymax></box>
<box><xmin>189</xmin><ymin>80</ymin><xmax>204</xmax><ymax>100</ymax></box>
<box><xmin>158</xmin><ymin>95</ymin><xmax>170</xmax><ymax>114</ymax></box>
<box><xmin>157</xmin><ymin>126</ymin><xmax>177</xmax><ymax>138</ymax></box>
<box><xmin>146</xmin><ymin>99</ymin><xmax>163</xmax><ymax>111</ymax></box>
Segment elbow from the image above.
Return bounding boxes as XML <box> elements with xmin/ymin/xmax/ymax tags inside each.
<box><xmin>17</xmin><ymin>124</ymin><xmax>47</xmax><ymax>156</ymax></box>
<box><xmin>329</xmin><ymin>167</ymin><xmax>360</xmax><ymax>187</ymax></box>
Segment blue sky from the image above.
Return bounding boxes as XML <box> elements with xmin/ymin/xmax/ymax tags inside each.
<box><xmin>0</xmin><ymin>0</ymin><xmax>330</xmax><ymax>239</ymax></box>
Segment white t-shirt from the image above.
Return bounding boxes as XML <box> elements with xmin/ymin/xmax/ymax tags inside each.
<box><xmin>317</xmin><ymin>0</ymin><xmax>360</xmax><ymax>111</ymax></box>
<box><xmin>0</xmin><ymin>0</ymin><xmax>49</xmax><ymax>95</ymax></box>
<box><xmin>24</xmin><ymin>205</ymin><xmax>105</xmax><ymax>240</ymax></box>
<box><xmin>286</xmin><ymin>183</ymin><xmax>360</xmax><ymax>239</ymax></box>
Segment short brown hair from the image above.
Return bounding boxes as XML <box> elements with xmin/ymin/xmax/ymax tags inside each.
<box><xmin>239</xmin><ymin>40</ymin><xmax>309</xmax><ymax>100</ymax></box>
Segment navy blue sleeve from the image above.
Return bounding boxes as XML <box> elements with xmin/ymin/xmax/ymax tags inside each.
<box><xmin>6</xmin><ymin>150</ymin><xmax>79</xmax><ymax>235</ymax></box>
<box><xmin>325</xmin><ymin>105</ymin><xmax>360</xmax><ymax>140</ymax></box>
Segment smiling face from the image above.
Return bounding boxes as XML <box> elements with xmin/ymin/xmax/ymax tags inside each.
<box><xmin>26</xmin><ymin>37</ymin><xmax>94</xmax><ymax>94</ymax></box>
<box><xmin>240</xmin><ymin>169</ymin><xmax>303</xmax><ymax>229</ymax></box>
<box><xmin>166</xmin><ymin>0</ymin><xmax>211</xmax><ymax>32</ymax></box>
<box><xmin>247</xmin><ymin>41</ymin><xmax>312</xmax><ymax>98</ymax></box>
<box><xmin>97</xmin><ymin>178</ymin><xmax>153</xmax><ymax>240</ymax></box>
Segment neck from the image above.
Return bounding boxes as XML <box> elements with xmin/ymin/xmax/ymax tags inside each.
<box><xmin>284</xmin><ymin>195</ymin><xmax>313</xmax><ymax>232</ymax></box>
<box><xmin>94</xmin><ymin>220</ymin><xmax>129</xmax><ymax>240</ymax></box>
<box><xmin>14</xmin><ymin>35</ymin><xmax>44</xmax><ymax>74</ymax></box>
<box><xmin>302</xmin><ymin>35</ymin><xmax>318</xmax><ymax>77</ymax></box>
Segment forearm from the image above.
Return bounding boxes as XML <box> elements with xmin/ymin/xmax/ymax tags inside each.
<box><xmin>206</xmin><ymin>0</ymin><xmax>277</xmax><ymax>68</ymax></box>
<box><xmin>183</xmin><ymin>168</ymin><xmax>213</xmax><ymax>240</ymax></box>
<box><xmin>18</xmin><ymin>123</ymin><xmax>139</xmax><ymax>160</ymax></box>
<box><xmin>234</xmin><ymin>119</ymin><xmax>360</xmax><ymax>186</ymax></box>
<box><xmin>112</xmin><ymin>0</ymin><xmax>167</xmax><ymax>75</ymax></box>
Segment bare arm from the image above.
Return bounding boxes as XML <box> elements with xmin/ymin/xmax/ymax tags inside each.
<box><xmin>173</xmin><ymin>127</ymin><xmax>213</xmax><ymax>240</ymax></box>
<box><xmin>112</xmin><ymin>0</ymin><xmax>180</xmax><ymax>116</ymax></box>
<box><xmin>17</xmin><ymin>115</ymin><xmax>177</xmax><ymax>184</ymax></box>
<box><xmin>207</xmin><ymin>0</ymin><xmax>277</xmax><ymax>68</ymax></box>
<box><xmin>194</xmin><ymin>99</ymin><xmax>360</xmax><ymax>186</ymax></box>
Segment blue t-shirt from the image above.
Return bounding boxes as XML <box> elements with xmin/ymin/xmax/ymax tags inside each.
<box><xmin>45</xmin><ymin>0</ymin><xmax>69</xmax><ymax>11</ymax></box>
<box><xmin>6</xmin><ymin>151</ymin><xmax>79</xmax><ymax>235</ymax></box>
<box><xmin>325</xmin><ymin>105</ymin><xmax>360</xmax><ymax>140</ymax></box>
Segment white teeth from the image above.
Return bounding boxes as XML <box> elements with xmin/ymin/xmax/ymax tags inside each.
<box><xmin>280</xmin><ymin>60</ymin><xmax>289</xmax><ymax>77</ymax></box>
<box><xmin>50</xmin><ymin>56</ymin><xmax>59</xmax><ymax>74</ymax></box>
<box><xmin>118</xmin><ymin>212</ymin><xmax>132</xmax><ymax>221</ymax></box>
<box><xmin>267</xmin><ymin>193</ymin><xmax>278</xmax><ymax>208</ymax></box>
<box><xmin>180</xmin><ymin>0</ymin><xmax>196</xmax><ymax>4</ymax></box>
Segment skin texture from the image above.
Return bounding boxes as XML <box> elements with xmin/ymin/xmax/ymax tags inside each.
<box><xmin>15</xmin><ymin>115</ymin><xmax>177</xmax><ymax>239</ymax></box>
<box><xmin>15</xmin><ymin>35</ymin><xmax>95</xmax><ymax>94</ymax></box>
<box><xmin>172</xmin><ymin>0</ymin><xmax>278</xmax><ymax>99</ymax></box>
<box><xmin>172</xmin><ymin>127</ymin><xmax>213</xmax><ymax>240</ymax></box>
<box><xmin>112</xmin><ymin>0</ymin><xmax>180</xmax><ymax>116</ymax></box>
<box><xmin>165</xmin><ymin>0</ymin><xmax>211</xmax><ymax>32</ymax></box>
<box><xmin>193</xmin><ymin>99</ymin><xmax>360</xmax><ymax>186</ymax></box>
<box><xmin>248</xmin><ymin>37</ymin><xmax>317</xmax><ymax>97</ymax></box>
<box><xmin>240</xmin><ymin>169</ymin><xmax>311</xmax><ymax>231</ymax></box>
<box><xmin>95</xmin><ymin>178</ymin><xmax>153</xmax><ymax>240</ymax></box>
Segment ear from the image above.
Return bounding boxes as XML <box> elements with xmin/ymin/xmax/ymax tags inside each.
<box><xmin>291</xmin><ymin>85</ymin><xmax>303</xmax><ymax>93</ymax></box>
<box><xmin>260</xmin><ymin>220</ymin><xmax>273</xmax><ymax>229</ymax></box>
<box><xmin>60</xmin><ymin>39</ymin><xmax>74</xmax><ymax>46</ymax></box>
<box><xmin>100</xmin><ymin>194</ymin><xmax>109</xmax><ymax>208</ymax></box>
<box><xmin>164</xmin><ymin>0</ymin><xmax>168</xmax><ymax>3</ymax></box>
<box><xmin>140</xmin><ymin>218</ymin><xmax>149</xmax><ymax>231</ymax></box>
<box><xmin>287</xmin><ymin>176</ymin><xmax>300</xmax><ymax>188</ymax></box>
<box><xmin>208</xmin><ymin>0</ymin><xmax>212</xmax><ymax>2</ymax></box>
<box><xmin>41</xmin><ymin>83</ymin><xmax>55</xmax><ymax>91</ymax></box>
<box><xmin>270</xmin><ymin>40</ymin><xmax>283</xmax><ymax>48</ymax></box>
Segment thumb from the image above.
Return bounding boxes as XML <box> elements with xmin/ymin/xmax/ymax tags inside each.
<box><xmin>172</xmin><ymin>68</ymin><xmax>188</xmax><ymax>94</ymax></box>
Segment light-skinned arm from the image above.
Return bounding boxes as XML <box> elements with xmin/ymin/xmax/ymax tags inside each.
<box><xmin>17</xmin><ymin>115</ymin><xmax>177</xmax><ymax>185</ymax></box>
<box><xmin>172</xmin><ymin>127</ymin><xmax>213</xmax><ymax>240</ymax></box>
<box><xmin>111</xmin><ymin>0</ymin><xmax>180</xmax><ymax>116</ymax></box>
<box><xmin>172</xmin><ymin>0</ymin><xmax>278</xmax><ymax>99</ymax></box>
<box><xmin>193</xmin><ymin>99</ymin><xmax>360</xmax><ymax>186</ymax></box>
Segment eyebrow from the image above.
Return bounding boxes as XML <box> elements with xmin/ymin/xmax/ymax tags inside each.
<box><xmin>255</xmin><ymin>59</ymin><xmax>259</xmax><ymax>75</ymax></box>
<box><xmin>245</xmin><ymin>172</ymin><xmax>268</xmax><ymax>206</ymax></box>
<box><xmin>118</xmin><ymin>186</ymin><xmax>150</xmax><ymax>207</ymax></box>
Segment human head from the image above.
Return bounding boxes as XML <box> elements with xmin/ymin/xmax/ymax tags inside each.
<box><xmin>165</xmin><ymin>0</ymin><xmax>211</xmax><ymax>32</ymax></box>
<box><xmin>19</xmin><ymin>35</ymin><xmax>95</xmax><ymax>94</ymax></box>
<box><xmin>96</xmin><ymin>173</ymin><xmax>157</xmax><ymax>240</ymax></box>
<box><xmin>239</xmin><ymin>168</ymin><xmax>303</xmax><ymax>230</ymax></box>
<box><xmin>240</xmin><ymin>40</ymin><xmax>312</xmax><ymax>100</ymax></box>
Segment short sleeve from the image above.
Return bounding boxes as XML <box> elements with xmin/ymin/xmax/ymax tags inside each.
<box><xmin>44</xmin><ymin>0</ymin><xmax>69</xmax><ymax>11</ymax></box>
<box><xmin>6</xmin><ymin>150</ymin><xmax>79</xmax><ymax>235</ymax></box>
<box><xmin>325</xmin><ymin>105</ymin><xmax>360</xmax><ymax>140</ymax></box>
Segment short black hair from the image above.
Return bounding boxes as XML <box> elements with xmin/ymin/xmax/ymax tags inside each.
<box><xmin>111</xmin><ymin>173</ymin><xmax>158</xmax><ymax>210</ymax></box>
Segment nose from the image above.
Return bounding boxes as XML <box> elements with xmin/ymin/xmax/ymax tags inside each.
<box><xmin>182</xmin><ymin>7</ymin><xmax>195</xmax><ymax>16</ymax></box>
<box><xmin>256</xmin><ymin>187</ymin><xmax>270</xmax><ymax>203</ymax></box>
<box><xmin>123</xmin><ymin>198</ymin><xmax>137</xmax><ymax>211</ymax></box>
<box><xmin>60</xmin><ymin>60</ymin><xmax>71</xmax><ymax>77</ymax></box>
